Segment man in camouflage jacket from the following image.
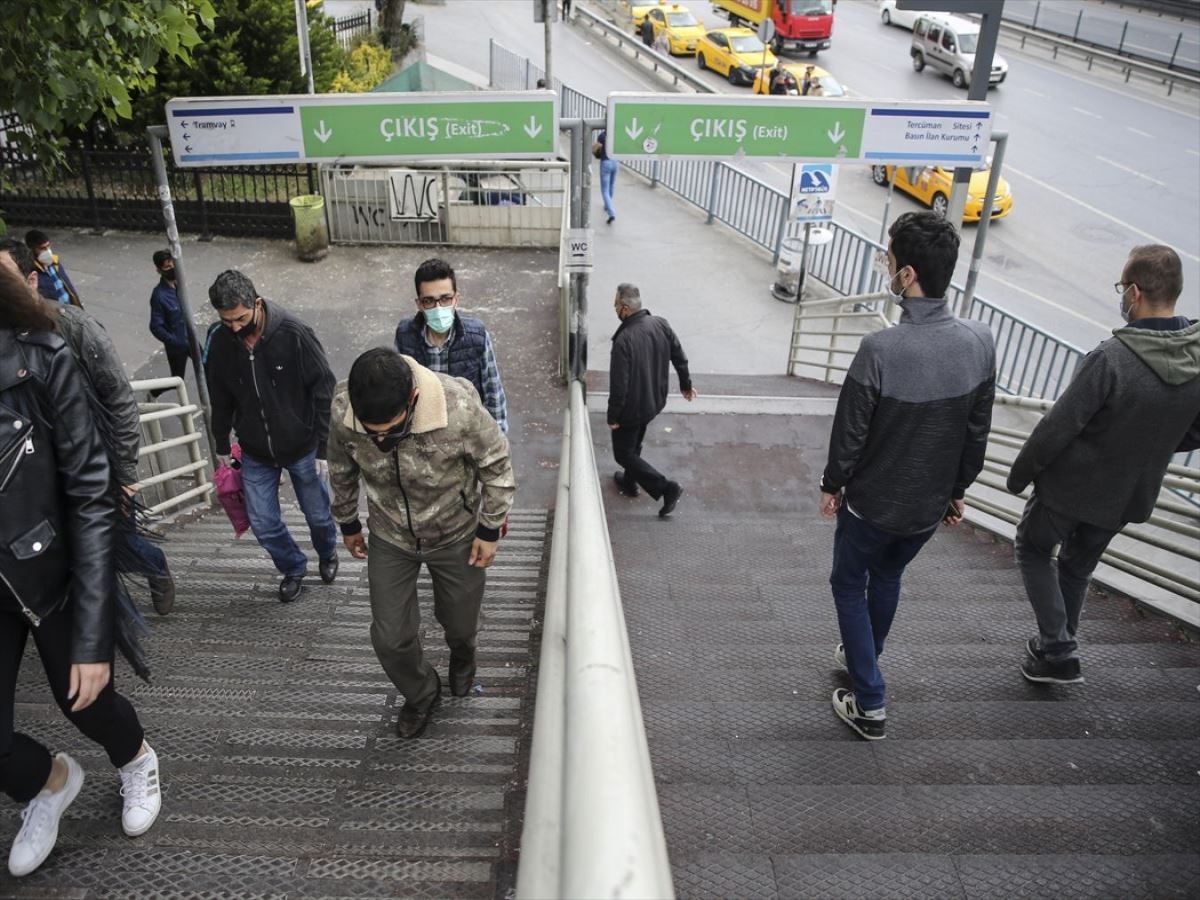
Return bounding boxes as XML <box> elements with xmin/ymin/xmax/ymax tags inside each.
<box><xmin>327</xmin><ymin>349</ymin><xmax>515</xmax><ymax>739</ymax></box>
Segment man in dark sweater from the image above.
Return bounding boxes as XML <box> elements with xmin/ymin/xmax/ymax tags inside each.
<box><xmin>608</xmin><ymin>283</ymin><xmax>695</xmax><ymax>517</ymax></box>
<box><xmin>1008</xmin><ymin>244</ymin><xmax>1200</xmax><ymax>685</ymax></box>
<box><xmin>819</xmin><ymin>211</ymin><xmax>996</xmax><ymax>741</ymax></box>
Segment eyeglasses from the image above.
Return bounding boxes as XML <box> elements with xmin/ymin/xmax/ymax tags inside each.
<box><xmin>1113</xmin><ymin>281</ymin><xmax>1137</xmax><ymax>295</ymax></box>
<box><xmin>417</xmin><ymin>292</ymin><xmax>456</xmax><ymax>310</ymax></box>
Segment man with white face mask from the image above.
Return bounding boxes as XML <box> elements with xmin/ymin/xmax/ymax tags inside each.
<box><xmin>394</xmin><ymin>257</ymin><xmax>508</xmax><ymax>434</ymax></box>
<box><xmin>23</xmin><ymin>230</ymin><xmax>80</xmax><ymax>307</ymax></box>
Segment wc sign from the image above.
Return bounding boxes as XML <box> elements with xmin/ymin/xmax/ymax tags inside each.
<box><xmin>566</xmin><ymin>228</ymin><xmax>594</xmax><ymax>272</ymax></box>
<box><xmin>791</xmin><ymin>162</ymin><xmax>838</xmax><ymax>223</ymax></box>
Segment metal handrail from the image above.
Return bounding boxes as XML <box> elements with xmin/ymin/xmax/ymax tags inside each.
<box><xmin>517</xmin><ymin>382</ymin><xmax>674</xmax><ymax>899</ymax></box>
<box><xmin>572</xmin><ymin>4</ymin><xmax>715</xmax><ymax>94</ymax></box>
<box><xmin>131</xmin><ymin>376</ymin><xmax>214</xmax><ymax>516</ymax></box>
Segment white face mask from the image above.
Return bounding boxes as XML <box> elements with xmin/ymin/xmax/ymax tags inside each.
<box><xmin>1119</xmin><ymin>286</ymin><xmax>1136</xmax><ymax>324</ymax></box>
<box><xmin>36</xmin><ymin>249</ymin><xmax>53</xmax><ymax>266</ymax></box>
<box><xmin>875</xmin><ymin>255</ymin><xmax>907</xmax><ymax>302</ymax></box>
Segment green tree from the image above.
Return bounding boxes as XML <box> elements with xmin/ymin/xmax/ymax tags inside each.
<box><xmin>129</xmin><ymin>0</ymin><xmax>345</xmax><ymax>131</ymax></box>
<box><xmin>0</xmin><ymin>0</ymin><xmax>216</xmax><ymax>158</ymax></box>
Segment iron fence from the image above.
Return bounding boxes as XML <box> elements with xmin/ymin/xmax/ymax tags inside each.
<box><xmin>0</xmin><ymin>139</ymin><xmax>315</xmax><ymax>239</ymax></box>
<box><xmin>332</xmin><ymin>10</ymin><xmax>373</xmax><ymax>50</ymax></box>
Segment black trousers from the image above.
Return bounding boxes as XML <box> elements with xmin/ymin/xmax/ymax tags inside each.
<box><xmin>150</xmin><ymin>344</ymin><xmax>190</xmax><ymax>398</ymax></box>
<box><xmin>0</xmin><ymin>606</ymin><xmax>144</xmax><ymax>803</ymax></box>
<box><xmin>612</xmin><ymin>420</ymin><xmax>669</xmax><ymax>499</ymax></box>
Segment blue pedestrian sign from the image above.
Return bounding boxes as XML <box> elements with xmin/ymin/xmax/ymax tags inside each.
<box><xmin>791</xmin><ymin>163</ymin><xmax>838</xmax><ymax>223</ymax></box>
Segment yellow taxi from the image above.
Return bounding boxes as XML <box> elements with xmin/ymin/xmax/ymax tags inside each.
<box><xmin>645</xmin><ymin>4</ymin><xmax>707</xmax><ymax>55</ymax></box>
<box><xmin>696</xmin><ymin>28</ymin><xmax>778</xmax><ymax>86</ymax></box>
<box><xmin>628</xmin><ymin>0</ymin><xmax>669</xmax><ymax>31</ymax></box>
<box><xmin>753</xmin><ymin>64</ymin><xmax>846</xmax><ymax>97</ymax></box>
<box><xmin>871</xmin><ymin>163</ymin><xmax>1013</xmax><ymax>222</ymax></box>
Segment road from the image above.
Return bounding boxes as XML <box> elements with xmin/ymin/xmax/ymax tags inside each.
<box><xmin>330</xmin><ymin>0</ymin><xmax>1199</xmax><ymax>349</ymax></box>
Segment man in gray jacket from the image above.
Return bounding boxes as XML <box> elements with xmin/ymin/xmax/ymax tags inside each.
<box><xmin>1008</xmin><ymin>244</ymin><xmax>1200</xmax><ymax>685</ymax></box>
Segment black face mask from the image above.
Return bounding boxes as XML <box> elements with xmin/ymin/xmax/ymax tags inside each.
<box><xmin>369</xmin><ymin>398</ymin><xmax>417</xmax><ymax>453</ymax></box>
<box><xmin>160</xmin><ymin>266</ymin><xmax>176</xmax><ymax>282</ymax></box>
<box><xmin>235</xmin><ymin>306</ymin><xmax>260</xmax><ymax>341</ymax></box>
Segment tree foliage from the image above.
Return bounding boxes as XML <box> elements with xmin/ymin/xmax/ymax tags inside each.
<box><xmin>330</xmin><ymin>39</ymin><xmax>393</xmax><ymax>94</ymax></box>
<box><xmin>0</xmin><ymin>0</ymin><xmax>216</xmax><ymax>155</ymax></box>
<box><xmin>129</xmin><ymin>0</ymin><xmax>345</xmax><ymax>132</ymax></box>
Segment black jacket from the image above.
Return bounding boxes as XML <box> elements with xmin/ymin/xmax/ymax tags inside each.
<box><xmin>0</xmin><ymin>328</ymin><xmax>116</xmax><ymax>662</ymax></box>
<box><xmin>822</xmin><ymin>297</ymin><xmax>996</xmax><ymax>535</ymax></box>
<box><xmin>206</xmin><ymin>300</ymin><xmax>335</xmax><ymax>465</ymax></box>
<box><xmin>607</xmin><ymin>309</ymin><xmax>692</xmax><ymax>426</ymax></box>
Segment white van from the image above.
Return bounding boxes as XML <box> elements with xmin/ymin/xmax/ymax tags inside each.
<box><xmin>911</xmin><ymin>14</ymin><xmax>1008</xmax><ymax>89</ymax></box>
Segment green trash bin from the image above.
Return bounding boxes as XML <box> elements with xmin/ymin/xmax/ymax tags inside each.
<box><xmin>289</xmin><ymin>194</ymin><xmax>329</xmax><ymax>262</ymax></box>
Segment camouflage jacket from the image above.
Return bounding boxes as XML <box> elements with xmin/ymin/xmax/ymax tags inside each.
<box><xmin>327</xmin><ymin>356</ymin><xmax>515</xmax><ymax>553</ymax></box>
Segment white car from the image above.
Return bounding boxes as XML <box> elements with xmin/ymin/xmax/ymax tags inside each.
<box><xmin>878</xmin><ymin>0</ymin><xmax>924</xmax><ymax>30</ymax></box>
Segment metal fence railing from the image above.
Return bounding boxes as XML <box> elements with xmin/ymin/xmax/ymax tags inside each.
<box><xmin>332</xmin><ymin>10</ymin><xmax>373</xmax><ymax>50</ymax></box>
<box><xmin>130</xmin><ymin>376</ymin><xmax>213</xmax><ymax>517</ymax></box>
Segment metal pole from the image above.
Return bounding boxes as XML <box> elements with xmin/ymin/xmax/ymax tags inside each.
<box><xmin>1031</xmin><ymin>0</ymin><xmax>1040</xmax><ymax>30</ymax></box>
<box><xmin>947</xmin><ymin>4</ymin><xmax>1002</xmax><ymax>229</ymax></box>
<box><xmin>1169</xmin><ymin>32</ymin><xmax>1182</xmax><ymax>68</ymax></box>
<box><xmin>543</xmin><ymin>0</ymin><xmax>554</xmax><ymax>86</ymax></box>
<box><xmin>575</xmin><ymin>120</ymin><xmax>600</xmax><ymax>383</ymax></box>
<box><xmin>298</xmin><ymin>0</ymin><xmax>316</xmax><ymax>93</ymax></box>
<box><xmin>1072</xmin><ymin>9</ymin><xmax>1083</xmax><ymax>41</ymax></box>
<box><xmin>795</xmin><ymin>221</ymin><xmax>812</xmax><ymax>303</ymax></box>
<box><xmin>145</xmin><ymin>125</ymin><xmax>218</xmax><ymax>469</ymax></box>
<box><xmin>960</xmin><ymin>132</ymin><xmax>1007</xmax><ymax>318</ymax></box>
<box><xmin>878</xmin><ymin>168</ymin><xmax>896</xmax><ymax>245</ymax></box>
<box><xmin>1117</xmin><ymin>21</ymin><xmax>1128</xmax><ymax>55</ymax></box>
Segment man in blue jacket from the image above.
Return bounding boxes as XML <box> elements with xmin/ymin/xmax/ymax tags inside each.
<box><xmin>147</xmin><ymin>251</ymin><xmax>191</xmax><ymax>399</ymax></box>
<box><xmin>23</xmin><ymin>230</ymin><xmax>80</xmax><ymax>307</ymax></box>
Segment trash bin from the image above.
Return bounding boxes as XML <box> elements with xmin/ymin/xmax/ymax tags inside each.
<box><xmin>771</xmin><ymin>236</ymin><xmax>805</xmax><ymax>302</ymax></box>
<box><xmin>289</xmin><ymin>194</ymin><xmax>329</xmax><ymax>262</ymax></box>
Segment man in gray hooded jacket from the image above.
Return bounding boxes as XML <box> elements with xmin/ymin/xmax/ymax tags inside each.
<box><xmin>1008</xmin><ymin>244</ymin><xmax>1200</xmax><ymax>685</ymax></box>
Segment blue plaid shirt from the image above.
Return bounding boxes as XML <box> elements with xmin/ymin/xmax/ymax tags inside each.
<box><xmin>421</xmin><ymin>328</ymin><xmax>509</xmax><ymax>434</ymax></box>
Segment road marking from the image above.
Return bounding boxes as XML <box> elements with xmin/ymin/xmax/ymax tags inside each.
<box><xmin>1126</xmin><ymin>127</ymin><xmax>1155</xmax><ymax>139</ymax></box>
<box><xmin>1023</xmin><ymin>88</ymin><xmax>1046</xmax><ymax>98</ymax></box>
<box><xmin>1012</xmin><ymin>56</ymin><xmax>1200</xmax><ymax>121</ymax></box>
<box><xmin>1072</xmin><ymin>106</ymin><xmax>1102</xmax><ymax>118</ymax></box>
<box><xmin>1188</xmin><ymin>149</ymin><xmax>1200</xmax><ymax>157</ymax></box>
<box><xmin>1096</xmin><ymin>155</ymin><xmax>1167</xmax><ymax>186</ymax></box>
<box><xmin>977</xmin><ymin>270</ymin><xmax>1110</xmax><ymax>332</ymax></box>
<box><xmin>1004</xmin><ymin>164</ymin><xmax>1199</xmax><ymax>263</ymax></box>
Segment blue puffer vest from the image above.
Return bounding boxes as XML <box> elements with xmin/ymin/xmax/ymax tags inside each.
<box><xmin>394</xmin><ymin>313</ymin><xmax>489</xmax><ymax>401</ymax></box>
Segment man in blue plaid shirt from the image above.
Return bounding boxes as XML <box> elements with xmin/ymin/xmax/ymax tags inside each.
<box><xmin>394</xmin><ymin>258</ymin><xmax>508</xmax><ymax>434</ymax></box>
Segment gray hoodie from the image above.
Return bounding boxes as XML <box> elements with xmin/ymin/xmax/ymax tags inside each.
<box><xmin>1008</xmin><ymin>319</ymin><xmax>1200</xmax><ymax>529</ymax></box>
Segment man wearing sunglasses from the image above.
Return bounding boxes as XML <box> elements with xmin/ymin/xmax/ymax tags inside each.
<box><xmin>1008</xmin><ymin>244</ymin><xmax>1200</xmax><ymax>686</ymax></box>
<box><xmin>395</xmin><ymin>258</ymin><xmax>508</xmax><ymax>434</ymax></box>
<box><xmin>326</xmin><ymin>348</ymin><xmax>515</xmax><ymax>739</ymax></box>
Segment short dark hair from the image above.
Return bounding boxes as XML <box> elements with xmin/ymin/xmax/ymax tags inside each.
<box><xmin>414</xmin><ymin>258</ymin><xmax>456</xmax><ymax>297</ymax></box>
<box><xmin>208</xmin><ymin>269</ymin><xmax>257</xmax><ymax>311</ymax></box>
<box><xmin>1124</xmin><ymin>245</ymin><xmax>1182</xmax><ymax>305</ymax></box>
<box><xmin>23</xmin><ymin>229</ymin><xmax>49</xmax><ymax>250</ymax></box>
<box><xmin>888</xmin><ymin>211</ymin><xmax>960</xmax><ymax>299</ymax></box>
<box><xmin>153</xmin><ymin>250</ymin><xmax>174</xmax><ymax>270</ymax></box>
<box><xmin>348</xmin><ymin>348</ymin><xmax>415</xmax><ymax>426</ymax></box>
<box><xmin>0</xmin><ymin>237</ymin><xmax>35</xmax><ymax>278</ymax></box>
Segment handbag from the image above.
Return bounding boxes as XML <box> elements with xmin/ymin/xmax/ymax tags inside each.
<box><xmin>214</xmin><ymin>443</ymin><xmax>251</xmax><ymax>537</ymax></box>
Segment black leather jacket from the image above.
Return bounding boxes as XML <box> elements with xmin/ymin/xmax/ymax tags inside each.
<box><xmin>0</xmin><ymin>327</ymin><xmax>116</xmax><ymax>662</ymax></box>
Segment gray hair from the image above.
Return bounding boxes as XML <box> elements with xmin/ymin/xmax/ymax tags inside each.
<box><xmin>208</xmin><ymin>269</ymin><xmax>258</xmax><ymax>311</ymax></box>
<box><xmin>615</xmin><ymin>283</ymin><xmax>642</xmax><ymax>312</ymax></box>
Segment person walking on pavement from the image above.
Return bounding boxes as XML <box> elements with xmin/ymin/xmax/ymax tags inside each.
<box><xmin>147</xmin><ymin>250</ymin><xmax>192</xmax><ymax>400</ymax></box>
<box><xmin>819</xmin><ymin>211</ymin><xmax>996</xmax><ymax>741</ymax></box>
<box><xmin>205</xmin><ymin>269</ymin><xmax>339</xmax><ymax>604</ymax></box>
<box><xmin>394</xmin><ymin>257</ymin><xmax>508</xmax><ymax>433</ymax></box>
<box><xmin>1</xmin><ymin>240</ymin><xmax>176</xmax><ymax>616</ymax></box>
<box><xmin>0</xmin><ymin>263</ymin><xmax>162</xmax><ymax>879</ymax></box>
<box><xmin>1008</xmin><ymin>244</ymin><xmax>1200</xmax><ymax>685</ymax></box>
<box><xmin>328</xmin><ymin>349</ymin><xmax>515</xmax><ymax>739</ymax></box>
<box><xmin>560</xmin><ymin>0</ymin><xmax>571</xmax><ymax>19</ymax></box>
<box><xmin>640</xmin><ymin>12</ymin><xmax>654</xmax><ymax>46</ymax></box>
<box><xmin>594</xmin><ymin>129</ymin><xmax>618</xmax><ymax>225</ymax></box>
<box><xmin>608</xmin><ymin>283</ymin><xmax>695</xmax><ymax>517</ymax></box>
<box><xmin>23</xmin><ymin>229</ymin><xmax>80</xmax><ymax>307</ymax></box>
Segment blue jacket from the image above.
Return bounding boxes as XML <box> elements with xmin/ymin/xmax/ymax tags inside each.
<box><xmin>35</xmin><ymin>257</ymin><xmax>79</xmax><ymax>306</ymax></box>
<box><xmin>149</xmin><ymin>278</ymin><xmax>189</xmax><ymax>349</ymax></box>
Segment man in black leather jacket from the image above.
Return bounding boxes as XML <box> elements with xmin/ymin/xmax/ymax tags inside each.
<box><xmin>0</xmin><ymin>264</ymin><xmax>162</xmax><ymax>877</ymax></box>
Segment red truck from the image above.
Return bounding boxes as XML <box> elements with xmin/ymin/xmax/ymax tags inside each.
<box><xmin>711</xmin><ymin>0</ymin><xmax>834</xmax><ymax>56</ymax></box>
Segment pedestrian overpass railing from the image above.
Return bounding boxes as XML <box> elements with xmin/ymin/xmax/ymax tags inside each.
<box><xmin>517</xmin><ymin>381</ymin><xmax>674</xmax><ymax>899</ymax></box>
<box><xmin>131</xmin><ymin>376</ymin><xmax>213</xmax><ymax>517</ymax></box>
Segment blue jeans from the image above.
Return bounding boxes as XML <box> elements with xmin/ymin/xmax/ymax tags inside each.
<box><xmin>240</xmin><ymin>448</ymin><xmax>337</xmax><ymax>578</ymax></box>
<box><xmin>829</xmin><ymin>507</ymin><xmax>936</xmax><ymax>711</ymax></box>
<box><xmin>600</xmin><ymin>158</ymin><xmax>618</xmax><ymax>219</ymax></box>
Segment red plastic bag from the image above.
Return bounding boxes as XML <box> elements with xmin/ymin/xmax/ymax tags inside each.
<box><xmin>214</xmin><ymin>443</ymin><xmax>250</xmax><ymax>537</ymax></box>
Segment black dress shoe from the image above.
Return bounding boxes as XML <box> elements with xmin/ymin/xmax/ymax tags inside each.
<box><xmin>396</xmin><ymin>675</ymin><xmax>442</xmax><ymax>739</ymax></box>
<box><xmin>148</xmin><ymin>566</ymin><xmax>175</xmax><ymax>615</ymax></box>
<box><xmin>318</xmin><ymin>555</ymin><xmax>339</xmax><ymax>584</ymax></box>
<box><xmin>614</xmin><ymin>470</ymin><xmax>641</xmax><ymax>497</ymax></box>
<box><xmin>659</xmin><ymin>482</ymin><xmax>682</xmax><ymax>518</ymax></box>
<box><xmin>449</xmin><ymin>659</ymin><xmax>477</xmax><ymax>697</ymax></box>
<box><xmin>278</xmin><ymin>574</ymin><xmax>304</xmax><ymax>603</ymax></box>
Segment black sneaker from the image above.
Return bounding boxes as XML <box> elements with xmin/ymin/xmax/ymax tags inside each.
<box><xmin>831</xmin><ymin>688</ymin><xmax>885</xmax><ymax>741</ymax></box>
<box><xmin>613</xmin><ymin>471</ymin><xmax>640</xmax><ymax>498</ymax></box>
<box><xmin>1020</xmin><ymin>656</ymin><xmax>1083</xmax><ymax>685</ymax></box>
<box><xmin>1025</xmin><ymin>637</ymin><xmax>1045</xmax><ymax>661</ymax></box>
<box><xmin>659</xmin><ymin>482</ymin><xmax>682</xmax><ymax>518</ymax></box>
<box><xmin>278</xmin><ymin>575</ymin><xmax>304</xmax><ymax>603</ymax></box>
<box><xmin>318</xmin><ymin>555</ymin><xmax>339</xmax><ymax>584</ymax></box>
<box><xmin>148</xmin><ymin>567</ymin><xmax>175</xmax><ymax>615</ymax></box>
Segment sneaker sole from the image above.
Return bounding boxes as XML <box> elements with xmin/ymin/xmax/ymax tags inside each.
<box><xmin>9</xmin><ymin>761</ymin><xmax>84</xmax><ymax>877</ymax></box>
<box><xmin>831</xmin><ymin>696</ymin><xmax>885</xmax><ymax>741</ymax></box>
<box><xmin>1020</xmin><ymin>668</ymin><xmax>1084</xmax><ymax>685</ymax></box>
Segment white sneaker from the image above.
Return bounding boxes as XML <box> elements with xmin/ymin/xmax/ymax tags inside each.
<box><xmin>834</xmin><ymin>643</ymin><xmax>848</xmax><ymax>672</ymax></box>
<box><xmin>118</xmin><ymin>744</ymin><xmax>161</xmax><ymax>837</ymax></box>
<box><xmin>8</xmin><ymin>752</ymin><xmax>84</xmax><ymax>877</ymax></box>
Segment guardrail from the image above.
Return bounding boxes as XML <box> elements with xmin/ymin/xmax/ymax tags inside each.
<box><xmin>131</xmin><ymin>376</ymin><xmax>214</xmax><ymax>516</ymax></box>
<box><xmin>572</xmin><ymin>4</ymin><xmax>714</xmax><ymax>94</ymax></box>
<box><xmin>517</xmin><ymin>381</ymin><xmax>674</xmax><ymax>899</ymax></box>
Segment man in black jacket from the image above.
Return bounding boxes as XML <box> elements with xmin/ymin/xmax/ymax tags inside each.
<box><xmin>206</xmin><ymin>270</ymin><xmax>338</xmax><ymax>603</ymax></box>
<box><xmin>607</xmin><ymin>283</ymin><xmax>695</xmax><ymax>517</ymax></box>
<box><xmin>819</xmin><ymin>212</ymin><xmax>996</xmax><ymax>741</ymax></box>
<box><xmin>1008</xmin><ymin>244</ymin><xmax>1200</xmax><ymax>685</ymax></box>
